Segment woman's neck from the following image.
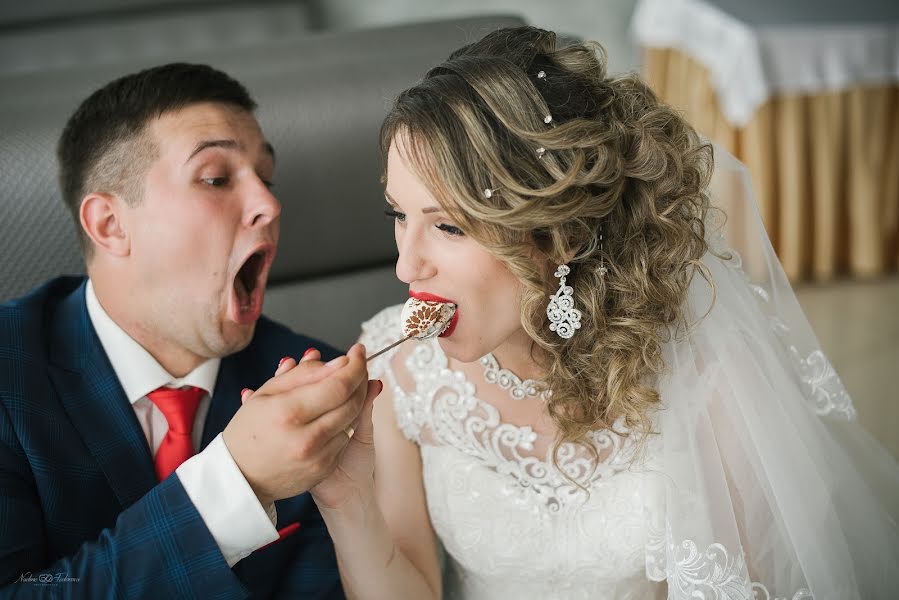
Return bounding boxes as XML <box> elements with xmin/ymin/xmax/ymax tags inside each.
<box><xmin>487</xmin><ymin>327</ymin><xmax>549</xmax><ymax>382</ymax></box>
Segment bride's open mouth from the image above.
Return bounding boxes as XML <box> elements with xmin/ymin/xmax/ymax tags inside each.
<box><xmin>408</xmin><ymin>290</ymin><xmax>460</xmax><ymax>337</ymax></box>
<box><xmin>230</xmin><ymin>243</ymin><xmax>275</xmax><ymax>325</ymax></box>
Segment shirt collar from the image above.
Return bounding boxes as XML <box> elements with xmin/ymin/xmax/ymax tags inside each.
<box><xmin>85</xmin><ymin>280</ymin><xmax>221</xmax><ymax>404</ymax></box>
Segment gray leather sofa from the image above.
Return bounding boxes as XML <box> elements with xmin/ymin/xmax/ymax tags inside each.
<box><xmin>0</xmin><ymin>5</ymin><xmax>525</xmax><ymax>348</ymax></box>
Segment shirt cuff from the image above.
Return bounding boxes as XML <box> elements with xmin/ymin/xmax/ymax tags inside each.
<box><xmin>176</xmin><ymin>433</ymin><xmax>278</xmax><ymax>567</ymax></box>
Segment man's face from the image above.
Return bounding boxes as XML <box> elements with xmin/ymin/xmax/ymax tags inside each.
<box><xmin>120</xmin><ymin>102</ymin><xmax>279</xmax><ymax>361</ymax></box>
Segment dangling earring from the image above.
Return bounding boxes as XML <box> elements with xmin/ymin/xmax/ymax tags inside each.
<box><xmin>546</xmin><ymin>264</ymin><xmax>581</xmax><ymax>339</ymax></box>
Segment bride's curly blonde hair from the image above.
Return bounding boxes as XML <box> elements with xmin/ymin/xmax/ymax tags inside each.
<box><xmin>380</xmin><ymin>26</ymin><xmax>714</xmax><ymax>461</ymax></box>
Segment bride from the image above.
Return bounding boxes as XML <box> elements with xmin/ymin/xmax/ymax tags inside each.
<box><xmin>295</xmin><ymin>25</ymin><xmax>899</xmax><ymax>599</ymax></box>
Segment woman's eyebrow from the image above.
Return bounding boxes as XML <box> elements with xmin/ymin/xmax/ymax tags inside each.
<box><xmin>384</xmin><ymin>190</ymin><xmax>443</xmax><ymax>214</ymax></box>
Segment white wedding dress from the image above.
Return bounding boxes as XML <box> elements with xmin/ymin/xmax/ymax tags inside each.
<box><xmin>363</xmin><ymin>303</ymin><xmax>666</xmax><ymax>600</ymax></box>
<box><xmin>360</xmin><ymin>147</ymin><xmax>899</xmax><ymax>600</ymax></box>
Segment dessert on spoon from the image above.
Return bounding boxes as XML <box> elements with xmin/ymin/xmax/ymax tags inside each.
<box><xmin>366</xmin><ymin>297</ymin><xmax>456</xmax><ymax>361</ymax></box>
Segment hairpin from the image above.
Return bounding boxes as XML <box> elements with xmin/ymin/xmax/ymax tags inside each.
<box><xmin>536</xmin><ymin>147</ymin><xmax>546</xmax><ymax>159</ymax></box>
<box><xmin>483</xmin><ymin>188</ymin><xmax>497</xmax><ymax>199</ymax></box>
<box><xmin>537</xmin><ymin>70</ymin><xmax>546</xmax><ymax>80</ymax></box>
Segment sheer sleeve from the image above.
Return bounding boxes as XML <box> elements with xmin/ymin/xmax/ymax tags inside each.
<box><xmin>643</xmin><ymin>144</ymin><xmax>899</xmax><ymax>599</ymax></box>
<box><xmin>359</xmin><ymin>304</ymin><xmax>425</xmax><ymax>444</ymax></box>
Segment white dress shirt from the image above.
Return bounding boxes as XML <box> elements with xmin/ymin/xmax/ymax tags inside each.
<box><xmin>85</xmin><ymin>280</ymin><xmax>279</xmax><ymax>567</ymax></box>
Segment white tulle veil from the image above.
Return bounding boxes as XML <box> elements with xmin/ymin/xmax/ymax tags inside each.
<box><xmin>643</xmin><ymin>143</ymin><xmax>899</xmax><ymax>599</ymax></box>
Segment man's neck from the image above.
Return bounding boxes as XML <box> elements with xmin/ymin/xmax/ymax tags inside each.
<box><xmin>90</xmin><ymin>276</ymin><xmax>204</xmax><ymax>378</ymax></box>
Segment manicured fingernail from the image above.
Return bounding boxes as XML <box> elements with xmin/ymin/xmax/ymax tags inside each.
<box><xmin>241</xmin><ymin>388</ymin><xmax>251</xmax><ymax>398</ymax></box>
<box><xmin>278</xmin><ymin>356</ymin><xmax>291</xmax><ymax>367</ymax></box>
<box><xmin>303</xmin><ymin>348</ymin><xmax>316</xmax><ymax>358</ymax></box>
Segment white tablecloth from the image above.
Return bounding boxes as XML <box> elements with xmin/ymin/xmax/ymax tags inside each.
<box><xmin>631</xmin><ymin>0</ymin><xmax>899</xmax><ymax>126</ymax></box>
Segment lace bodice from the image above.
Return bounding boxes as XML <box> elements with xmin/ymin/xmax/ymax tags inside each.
<box><xmin>361</xmin><ymin>305</ymin><xmax>666</xmax><ymax>600</ymax></box>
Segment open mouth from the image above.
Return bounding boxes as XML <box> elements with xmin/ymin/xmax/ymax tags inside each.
<box><xmin>409</xmin><ymin>290</ymin><xmax>460</xmax><ymax>337</ymax></box>
<box><xmin>231</xmin><ymin>244</ymin><xmax>274</xmax><ymax>325</ymax></box>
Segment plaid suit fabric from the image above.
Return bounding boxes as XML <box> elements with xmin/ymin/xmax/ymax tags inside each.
<box><xmin>0</xmin><ymin>277</ymin><xmax>344</xmax><ymax>598</ymax></box>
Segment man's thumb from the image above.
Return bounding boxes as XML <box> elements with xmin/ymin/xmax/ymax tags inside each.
<box><xmin>354</xmin><ymin>379</ymin><xmax>382</xmax><ymax>443</ymax></box>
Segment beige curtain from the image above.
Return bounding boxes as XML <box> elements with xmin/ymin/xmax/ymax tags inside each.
<box><xmin>643</xmin><ymin>47</ymin><xmax>899</xmax><ymax>281</ymax></box>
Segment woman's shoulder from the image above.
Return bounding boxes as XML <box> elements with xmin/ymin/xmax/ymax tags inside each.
<box><xmin>359</xmin><ymin>304</ymin><xmax>409</xmax><ymax>380</ymax></box>
<box><xmin>360</xmin><ymin>304</ymin><xmax>427</xmax><ymax>442</ymax></box>
<box><xmin>359</xmin><ymin>304</ymin><xmax>403</xmax><ymax>346</ymax></box>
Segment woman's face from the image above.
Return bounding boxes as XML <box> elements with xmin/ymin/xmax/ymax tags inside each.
<box><xmin>385</xmin><ymin>137</ymin><xmax>527</xmax><ymax>364</ymax></box>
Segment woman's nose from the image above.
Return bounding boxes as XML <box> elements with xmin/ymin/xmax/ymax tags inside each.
<box><xmin>395</xmin><ymin>234</ymin><xmax>435</xmax><ymax>284</ymax></box>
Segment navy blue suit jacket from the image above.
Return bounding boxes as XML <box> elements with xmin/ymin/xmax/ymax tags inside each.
<box><xmin>0</xmin><ymin>277</ymin><xmax>344</xmax><ymax>599</ymax></box>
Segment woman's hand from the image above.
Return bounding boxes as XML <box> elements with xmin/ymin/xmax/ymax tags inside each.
<box><xmin>241</xmin><ymin>347</ymin><xmax>382</xmax><ymax>510</ymax></box>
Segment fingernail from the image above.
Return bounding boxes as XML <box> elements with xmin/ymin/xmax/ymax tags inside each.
<box><xmin>278</xmin><ymin>356</ymin><xmax>291</xmax><ymax>367</ymax></box>
<box><xmin>241</xmin><ymin>388</ymin><xmax>250</xmax><ymax>398</ymax></box>
<box><xmin>376</xmin><ymin>380</ymin><xmax>384</xmax><ymax>395</ymax></box>
<box><xmin>303</xmin><ymin>348</ymin><xmax>316</xmax><ymax>358</ymax></box>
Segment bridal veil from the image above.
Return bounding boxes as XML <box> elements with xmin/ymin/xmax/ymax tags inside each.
<box><xmin>644</xmin><ymin>143</ymin><xmax>899</xmax><ymax>599</ymax></box>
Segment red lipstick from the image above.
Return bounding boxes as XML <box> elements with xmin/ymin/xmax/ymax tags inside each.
<box><xmin>409</xmin><ymin>290</ymin><xmax>459</xmax><ymax>337</ymax></box>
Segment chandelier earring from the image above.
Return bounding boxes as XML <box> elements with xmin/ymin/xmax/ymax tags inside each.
<box><xmin>546</xmin><ymin>264</ymin><xmax>581</xmax><ymax>339</ymax></box>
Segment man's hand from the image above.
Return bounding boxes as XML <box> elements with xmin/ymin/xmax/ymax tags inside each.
<box><xmin>258</xmin><ymin>347</ymin><xmax>383</xmax><ymax>511</ymax></box>
<box><xmin>223</xmin><ymin>344</ymin><xmax>378</xmax><ymax>506</ymax></box>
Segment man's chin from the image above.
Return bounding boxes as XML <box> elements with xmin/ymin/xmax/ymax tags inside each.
<box><xmin>214</xmin><ymin>320</ymin><xmax>257</xmax><ymax>357</ymax></box>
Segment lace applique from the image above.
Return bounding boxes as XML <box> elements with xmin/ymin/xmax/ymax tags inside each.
<box><xmin>646</xmin><ymin>514</ymin><xmax>813</xmax><ymax>599</ymax></box>
<box><xmin>479</xmin><ymin>353</ymin><xmax>549</xmax><ymax>401</ymax></box>
<box><xmin>786</xmin><ymin>342</ymin><xmax>854</xmax><ymax>419</ymax></box>
<box><xmin>360</xmin><ymin>305</ymin><xmax>643</xmax><ymax>511</ymax></box>
<box><xmin>715</xmin><ymin>242</ymin><xmax>856</xmax><ymax>421</ymax></box>
<box><xmin>410</xmin><ymin>341</ymin><xmax>642</xmax><ymax>510</ymax></box>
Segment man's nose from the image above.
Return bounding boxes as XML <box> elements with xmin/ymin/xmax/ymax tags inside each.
<box><xmin>245</xmin><ymin>178</ymin><xmax>281</xmax><ymax>228</ymax></box>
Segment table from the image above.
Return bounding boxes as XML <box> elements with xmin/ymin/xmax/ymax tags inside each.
<box><xmin>631</xmin><ymin>0</ymin><xmax>899</xmax><ymax>280</ymax></box>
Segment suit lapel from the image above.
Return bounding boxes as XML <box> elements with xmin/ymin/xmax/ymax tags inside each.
<box><xmin>48</xmin><ymin>282</ymin><xmax>158</xmax><ymax>509</ymax></box>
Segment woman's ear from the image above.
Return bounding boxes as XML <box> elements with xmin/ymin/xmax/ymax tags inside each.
<box><xmin>80</xmin><ymin>192</ymin><xmax>131</xmax><ymax>258</ymax></box>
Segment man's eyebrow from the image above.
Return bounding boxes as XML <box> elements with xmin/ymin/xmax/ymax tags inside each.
<box><xmin>186</xmin><ymin>139</ymin><xmax>237</xmax><ymax>163</ymax></box>
<box><xmin>384</xmin><ymin>190</ymin><xmax>442</xmax><ymax>213</ymax></box>
<box><xmin>185</xmin><ymin>139</ymin><xmax>276</xmax><ymax>163</ymax></box>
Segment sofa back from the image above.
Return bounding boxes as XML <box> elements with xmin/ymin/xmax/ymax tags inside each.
<box><xmin>0</xmin><ymin>13</ymin><xmax>526</xmax><ymax>348</ymax></box>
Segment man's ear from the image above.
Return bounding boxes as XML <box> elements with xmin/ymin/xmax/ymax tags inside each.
<box><xmin>80</xmin><ymin>192</ymin><xmax>131</xmax><ymax>257</ymax></box>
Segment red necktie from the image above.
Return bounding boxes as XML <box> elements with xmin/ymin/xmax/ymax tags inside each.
<box><xmin>147</xmin><ymin>386</ymin><xmax>204</xmax><ymax>481</ymax></box>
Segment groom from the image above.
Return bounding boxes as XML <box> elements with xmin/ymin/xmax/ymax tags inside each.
<box><xmin>0</xmin><ymin>63</ymin><xmax>379</xmax><ymax>598</ymax></box>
